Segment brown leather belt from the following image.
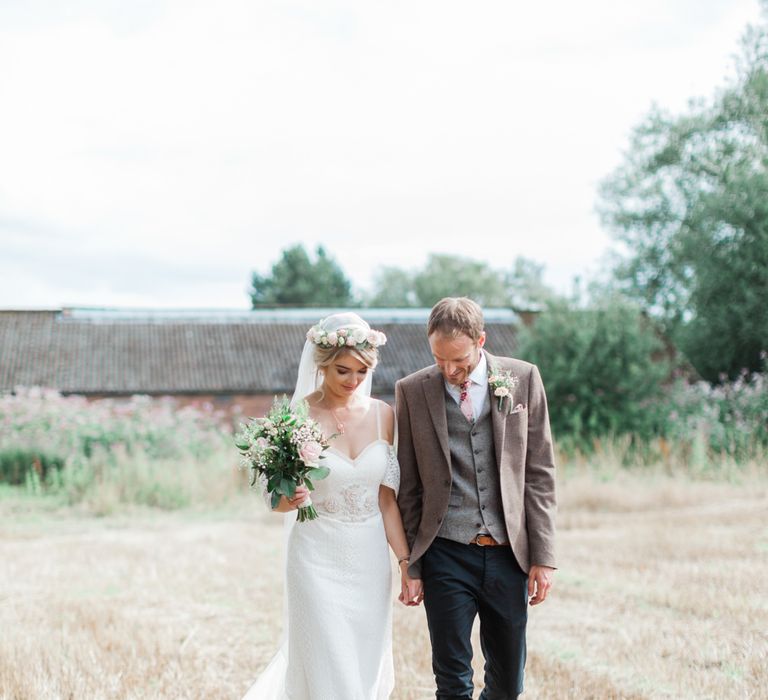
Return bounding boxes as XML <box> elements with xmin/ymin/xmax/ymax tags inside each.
<box><xmin>469</xmin><ymin>534</ymin><xmax>507</xmax><ymax>547</ymax></box>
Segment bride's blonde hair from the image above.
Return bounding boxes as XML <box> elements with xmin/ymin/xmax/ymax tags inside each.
<box><xmin>314</xmin><ymin>343</ymin><xmax>379</xmax><ymax>372</ymax></box>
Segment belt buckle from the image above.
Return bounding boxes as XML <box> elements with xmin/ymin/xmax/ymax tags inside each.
<box><xmin>473</xmin><ymin>534</ymin><xmax>489</xmax><ymax>547</ymax></box>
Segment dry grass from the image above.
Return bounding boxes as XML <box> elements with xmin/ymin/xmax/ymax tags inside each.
<box><xmin>1</xmin><ymin>469</ymin><xmax>767</xmax><ymax>699</ymax></box>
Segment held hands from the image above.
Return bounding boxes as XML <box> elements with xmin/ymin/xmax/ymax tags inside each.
<box><xmin>398</xmin><ymin>562</ymin><xmax>423</xmax><ymax>606</ymax></box>
<box><xmin>528</xmin><ymin>565</ymin><xmax>554</xmax><ymax>606</ymax></box>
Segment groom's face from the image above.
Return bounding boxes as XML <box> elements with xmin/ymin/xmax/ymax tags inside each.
<box><xmin>428</xmin><ymin>331</ymin><xmax>486</xmax><ymax>386</ymax></box>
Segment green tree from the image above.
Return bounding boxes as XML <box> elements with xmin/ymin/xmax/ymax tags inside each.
<box><xmin>516</xmin><ymin>294</ymin><xmax>670</xmax><ymax>446</ymax></box>
<box><xmin>598</xmin><ymin>7</ymin><xmax>768</xmax><ymax>381</ymax></box>
<box><xmin>249</xmin><ymin>245</ymin><xmax>353</xmax><ymax>307</ymax></box>
<box><xmin>365</xmin><ymin>254</ymin><xmax>558</xmax><ymax>309</ymax></box>
<box><xmin>412</xmin><ymin>254</ymin><xmax>510</xmax><ymax>307</ymax></box>
<box><xmin>504</xmin><ymin>257</ymin><xmax>557</xmax><ymax>311</ymax></box>
<box><xmin>366</xmin><ymin>267</ymin><xmax>418</xmax><ymax>307</ymax></box>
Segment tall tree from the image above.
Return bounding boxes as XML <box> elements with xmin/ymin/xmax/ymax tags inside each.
<box><xmin>504</xmin><ymin>257</ymin><xmax>557</xmax><ymax>310</ymax></box>
<box><xmin>412</xmin><ymin>254</ymin><xmax>510</xmax><ymax>307</ymax></box>
<box><xmin>598</xmin><ymin>6</ymin><xmax>768</xmax><ymax>381</ymax></box>
<box><xmin>249</xmin><ymin>244</ymin><xmax>354</xmax><ymax>307</ymax></box>
<box><xmin>365</xmin><ymin>254</ymin><xmax>557</xmax><ymax>309</ymax></box>
<box><xmin>367</xmin><ymin>267</ymin><xmax>418</xmax><ymax>307</ymax></box>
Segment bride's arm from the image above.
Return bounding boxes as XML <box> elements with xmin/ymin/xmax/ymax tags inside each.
<box><xmin>378</xmin><ymin>402</ymin><xmax>423</xmax><ymax>605</ymax></box>
<box><xmin>379</xmin><ymin>486</ymin><xmax>421</xmax><ymax>605</ymax></box>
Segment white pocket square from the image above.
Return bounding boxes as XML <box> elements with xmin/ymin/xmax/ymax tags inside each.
<box><xmin>509</xmin><ymin>403</ymin><xmax>526</xmax><ymax>414</ymax></box>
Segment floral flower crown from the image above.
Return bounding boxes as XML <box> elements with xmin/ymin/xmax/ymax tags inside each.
<box><xmin>307</xmin><ymin>323</ymin><xmax>387</xmax><ymax>350</ymax></box>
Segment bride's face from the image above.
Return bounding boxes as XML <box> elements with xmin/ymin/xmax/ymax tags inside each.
<box><xmin>322</xmin><ymin>352</ymin><xmax>370</xmax><ymax>400</ymax></box>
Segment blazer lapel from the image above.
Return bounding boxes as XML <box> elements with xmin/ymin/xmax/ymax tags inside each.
<box><xmin>485</xmin><ymin>351</ymin><xmax>508</xmax><ymax>473</ymax></box>
<box><xmin>422</xmin><ymin>370</ymin><xmax>451</xmax><ymax>470</ymax></box>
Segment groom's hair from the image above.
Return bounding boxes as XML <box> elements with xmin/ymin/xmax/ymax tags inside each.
<box><xmin>427</xmin><ymin>297</ymin><xmax>485</xmax><ymax>341</ymax></box>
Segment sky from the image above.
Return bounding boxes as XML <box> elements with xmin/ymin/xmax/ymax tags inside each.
<box><xmin>0</xmin><ymin>0</ymin><xmax>764</xmax><ymax>309</ymax></box>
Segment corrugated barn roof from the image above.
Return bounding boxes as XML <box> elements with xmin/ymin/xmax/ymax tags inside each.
<box><xmin>0</xmin><ymin>309</ymin><xmax>519</xmax><ymax>395</ymax></box>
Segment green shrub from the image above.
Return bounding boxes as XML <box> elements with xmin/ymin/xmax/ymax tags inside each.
<box><xmin>0</xmin><ymin>449</ymin><xmax>65</xmax><ymax>485</ymax></box>
<box><xmin>517</xmin><ymin>295</ymin><xmax>671</xmax><ymax>449</ymax></box>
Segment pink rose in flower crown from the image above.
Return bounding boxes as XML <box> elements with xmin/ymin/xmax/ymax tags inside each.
<box><xmin>326</xmin><ymin>331</ymin><xmax>338</xmax><ymax>345</ymax></box>
<box><xmin>298</xmin><ymin>440</ymin><xmax>323</xmax><ymax>466</ymax></box>
<box><xmin>346</xmin><ymin>336</ymin><xmax>356</xmax><ymax>346</ymax></box>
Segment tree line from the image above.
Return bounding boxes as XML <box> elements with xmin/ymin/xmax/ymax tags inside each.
<box><xmin>249</xmin><ymin>245</ymin><xmax>553</xmax><ymax>311</ymax></box>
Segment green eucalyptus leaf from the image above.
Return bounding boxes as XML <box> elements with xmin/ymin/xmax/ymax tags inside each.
<box><xmin>306</xmin><ymin>466</ymin><xmax>330</xmax><ymax>480</ymax></box>
<box><xmin>280</xmin><ymin>478</ymin><xmax>296</xmax><ymax>498</ymax></box>
<box><xmin>270</xmin><ymin>491</ymin><xmax>281</xmax><ymax>509</ymax></box>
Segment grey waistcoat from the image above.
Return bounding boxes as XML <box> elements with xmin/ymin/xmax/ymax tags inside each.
<box><xmin>437</xmin><ymin>387</ymin><xmax>508</xmax><ymax>544</ymax></box>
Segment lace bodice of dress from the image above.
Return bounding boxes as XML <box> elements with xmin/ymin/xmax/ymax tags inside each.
<box><xmin>312</xmin><ymin>440</ymin><xmax>400</xmax><ymax>523</ymax></box>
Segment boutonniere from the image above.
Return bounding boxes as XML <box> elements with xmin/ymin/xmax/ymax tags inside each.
<box><xmin>488</xmin><ymin>366</ymin><xmax>519</xmax><ymax>414</ymax></box>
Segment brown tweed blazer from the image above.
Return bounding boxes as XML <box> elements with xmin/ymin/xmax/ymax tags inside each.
<box><xmin>395</xmin><ymin>351</ymin><xmax>557</xmax><ymax>577</ymax></box>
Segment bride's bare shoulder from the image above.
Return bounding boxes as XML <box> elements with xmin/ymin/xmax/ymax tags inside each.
<box><xmin>372</xmin><ymin>399</ymin><xmax>395</xmax><ymax>441</ymax></box>
<box><xmin>372</xmin><ymin>398</ymin><xmax>394</xmax><ymax>417</ymax></box>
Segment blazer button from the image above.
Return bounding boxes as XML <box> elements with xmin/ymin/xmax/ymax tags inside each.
<box><xmin>481</xmin><ymin>505</ymin><xmax>486</xmax><ymax>510</ymax></box>
<box><xmin>473</xmin><ymin>448</ymin><xmax>481</xmax><ymax>455</ymax></box>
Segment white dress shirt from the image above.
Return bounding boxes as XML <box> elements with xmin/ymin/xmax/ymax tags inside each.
<box><xmin>444</xmin><ymin>351</ymin><xmax>488</xmax><ymax>420</ymax></box>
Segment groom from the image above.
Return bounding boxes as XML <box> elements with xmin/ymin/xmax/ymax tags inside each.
<box><xmin>396</xmin><ymin>297</ymin><xmax>557</xmax><ymax>700</ymax></box>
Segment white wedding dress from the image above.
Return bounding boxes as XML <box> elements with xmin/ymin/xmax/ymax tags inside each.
<box><xmin>243</xmin><ymin>408</ymin><xmax>400</xmax><ymax>700</ymax></box>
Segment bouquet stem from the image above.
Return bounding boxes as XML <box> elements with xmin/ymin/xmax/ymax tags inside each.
<box><xmin>296</xmin><ymin>493</ymin><xmax>318</xmax><ymax>522</ymax></box>
<box><xmin>297</xmin><ymin>504</ymin><xmax>319</xmax><ymax>521</ymax></box>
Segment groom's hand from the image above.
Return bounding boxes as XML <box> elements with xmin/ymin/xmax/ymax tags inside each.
<box><xmin>399</xmin><ymin>576</ymin><xmax>424</xmax><ymax>606</ymax></box>
<box><xmin>528</xmin><ymin>565</ymin><xmax>554</xmax><ymax>606</ymax></box>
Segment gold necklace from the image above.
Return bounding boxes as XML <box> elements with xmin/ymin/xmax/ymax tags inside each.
<box><xmin>329</xmin><ymin>406</ymin><xmax>345</xmax><ymax>435</ymax></box>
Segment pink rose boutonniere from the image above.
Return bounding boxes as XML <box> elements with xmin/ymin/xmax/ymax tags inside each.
<box><xmin>488</xmin><ymin>366</ymin><xmax>519</xmax><ymax>415</ymax></box>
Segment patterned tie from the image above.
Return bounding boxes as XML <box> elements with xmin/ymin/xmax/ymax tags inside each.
<box><xmin>459</xmin><ymin>379</ymin><xmax>474</xmax><ymax>423</ymax></box>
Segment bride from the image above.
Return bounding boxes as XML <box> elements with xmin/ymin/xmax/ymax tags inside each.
<box><xmin>243</xmin><ymin>312</ymin><xmax>422</xmax><ymax>700</ymax></box>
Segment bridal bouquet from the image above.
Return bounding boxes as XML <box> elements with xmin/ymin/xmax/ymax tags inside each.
<box><xmin>235</xmin><ymin>397</ymin><xmax>331</xmax><ymax>522</ymax></box>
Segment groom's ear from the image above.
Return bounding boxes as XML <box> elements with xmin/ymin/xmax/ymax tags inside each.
<box><xmin>478</xmin><ymin>332</ymin><xmax>487</xmax><ymax>349</ymax></box>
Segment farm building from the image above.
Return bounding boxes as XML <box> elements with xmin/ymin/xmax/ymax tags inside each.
<box><xmin>0</xmin><ymin>308</ymin><xmax>520</xmax><ymax>417</ymax></box>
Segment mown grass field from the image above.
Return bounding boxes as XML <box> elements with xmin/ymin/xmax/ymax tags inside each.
<box><xmin>1</xmin><ymin>468</ymin><xmax>766</xmax><ymax>699</ymax></box>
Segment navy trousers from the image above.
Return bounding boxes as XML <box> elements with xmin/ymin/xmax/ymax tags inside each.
<box><xmin>422</xmin><ymin>537</ymin><xmax>528</xmax><ymax>700</ymax></box>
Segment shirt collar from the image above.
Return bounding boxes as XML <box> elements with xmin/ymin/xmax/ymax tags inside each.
<box><xmin>467</xmin><ymin>350</ymin><xmax>487</xmax><ymax>387</ymax></box>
